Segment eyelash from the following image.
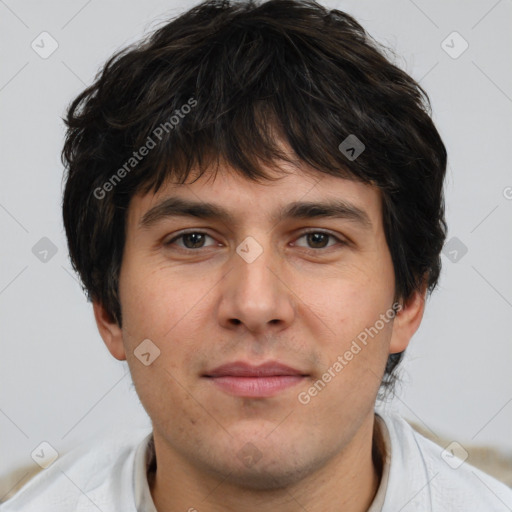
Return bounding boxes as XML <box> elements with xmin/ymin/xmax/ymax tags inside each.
<box><xmin>164</xmin><ymin>229</ymin><xmax>346</xmax><ymax>252</ymax></box>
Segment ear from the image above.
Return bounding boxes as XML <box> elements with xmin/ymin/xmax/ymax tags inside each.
<box><xmin>389</xmin><ymin>283</ymin><xmax>427</xmax><ymax>354</ymax></box>
<box><xmin>92</xmin><ymin>301</ymin><xmax>126</xmax><ymax>361</ymax></box>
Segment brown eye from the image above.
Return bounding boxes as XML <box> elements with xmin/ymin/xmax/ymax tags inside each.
<box><xmin>165</xmin><ymin>231</ymin><xmax>217</xmax><ymax>249</ymax></box>
<box><xmin>305</xmin><ymin>232</ymin><xmax>330</xmax><ymax>248</ymax></box>
<box><xmin>293</xmin><ymin>231</ymin><xmax>343</xmax><ymax>250</ymax></box>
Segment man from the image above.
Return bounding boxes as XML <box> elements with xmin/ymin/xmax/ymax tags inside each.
<box><xmin>4</xmin><ymin>0</ymin><xmax>511</xmax><ymax>510</ymax></box>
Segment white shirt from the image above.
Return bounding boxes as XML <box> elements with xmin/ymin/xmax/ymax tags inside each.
<box><xmin>3</xmin><ymin>409</ymin><xmax>512</xmax><ymax>511</ymax></box>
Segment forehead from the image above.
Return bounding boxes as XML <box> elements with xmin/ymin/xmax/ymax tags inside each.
<box><xmin>126</xmin><ymin>164</ymin><xmax>383</xmax><ymax>231</ymax></box>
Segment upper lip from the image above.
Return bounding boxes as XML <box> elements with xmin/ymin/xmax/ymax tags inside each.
<box><xmin>204</xmin><ymin>361</ymin><xmax>307</xmax><ymax>378</ymax></box>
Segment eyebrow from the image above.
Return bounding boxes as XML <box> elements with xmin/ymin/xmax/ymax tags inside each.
<box><xmin>139</xmin><ymin>196</ymin><xmax>373</xmax><ymax>230</ymax></box>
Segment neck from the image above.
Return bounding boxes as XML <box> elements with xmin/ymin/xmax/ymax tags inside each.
<box><xmin>149</xmin><ymin>412</ymin><xmax>382</xmax><ymax>512</ymax></box>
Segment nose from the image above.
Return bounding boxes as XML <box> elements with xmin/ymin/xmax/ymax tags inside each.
<box><xmin>217</xmin><ymin>241</ymin><xmax>296</xmax><ymax>334</ymax></box>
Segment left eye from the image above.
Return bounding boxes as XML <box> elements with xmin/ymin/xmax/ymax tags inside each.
<box><xmin>293</xmin><ymin>231</ymin><xmax>341</xmax><ymax>249</ymax></box>
<box><xmin>165</xmin><ymin>231</ymin><xmax>342</xmax><ymax>251</ymax></box>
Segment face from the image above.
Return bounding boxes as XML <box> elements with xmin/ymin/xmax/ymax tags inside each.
<box><xmin>95</xmin><ymin>159</ymin><xmax>424</xmax><ymax>490</ymax></box>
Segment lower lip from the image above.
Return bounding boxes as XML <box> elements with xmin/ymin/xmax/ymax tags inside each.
<box><xmin>206</xmin><ymin>375</ymin><xmax>306</xmax><ymax>397</ymax></box>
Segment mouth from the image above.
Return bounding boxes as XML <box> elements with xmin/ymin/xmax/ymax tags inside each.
<box><xmin>203</xmin><ymin>361</ymin><xmax>309</xmax><ymax>398</ymax></box>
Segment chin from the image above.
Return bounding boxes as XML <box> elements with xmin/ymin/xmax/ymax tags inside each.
<box><xmin>199</xmin><ymin>437</ymin><xmax>330</xmax><ymax>491</ymax></box>
<box><xmin>211</xmin><ymin>458</ymin><xmax>318</xmax><ymax>491</ymax></box>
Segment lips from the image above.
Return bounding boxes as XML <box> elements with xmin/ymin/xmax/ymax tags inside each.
<box><xmin>205</xmin><ymin>361</ymin><xmax>306</xmax><ymax>378</ymax></box>
<box><xmin>204</xmin><ymin>361</ymin><xmax>308</xmax><ymax>398</ymax></box>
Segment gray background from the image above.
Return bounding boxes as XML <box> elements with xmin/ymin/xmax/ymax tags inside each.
<box><xmin>1</xmin><ymin>0</ymin><xmax>511</xmax><ymax>499</ymax></box>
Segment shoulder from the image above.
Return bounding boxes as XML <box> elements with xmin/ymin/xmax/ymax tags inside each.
<box><xmin>1</xmin><ymin>428</ymin><xmax>152</xmax><ymax>512</ymax></box>
<box><xmin>377</xmin><ymin>408</ymin><xmax>512</xmax><ymax>512</ymax></box>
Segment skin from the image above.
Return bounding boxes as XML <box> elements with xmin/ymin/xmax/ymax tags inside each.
<box><xmin>93</xmin><ymin>157</ymin><xmax>426</xmax><ymax>512</ymax></box>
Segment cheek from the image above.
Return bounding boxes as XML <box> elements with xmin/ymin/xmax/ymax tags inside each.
<box><xmin>309</xmin><ymin>268</ymin><xmax>394</xmax><ymax>337</ymax></box>
<box><xmin>300</xmin><ymin>265</ymin><xmax>396</xmax><ymax>394</ymax></box>
<box><xmin>128</xmin><ymin>357</ymin><xmax>204</xmax><ymax>439</ymax></box>
<box><xmin>118</xmin><ymin>260</ymin><xmax>215</xmax><ymax>387</ymax></box>
<box><xmin>119</xmin><ymin>257</ymin><xmax>203</xmax><ymax>343</ymax></box>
